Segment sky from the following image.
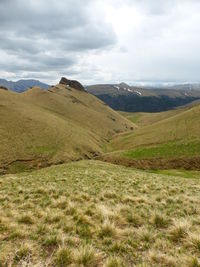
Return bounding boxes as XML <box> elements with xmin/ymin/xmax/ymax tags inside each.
<box><xmin>0</xmin><ymin>0</ymin><xmax>200</xmax><ymax>85</ymax></box>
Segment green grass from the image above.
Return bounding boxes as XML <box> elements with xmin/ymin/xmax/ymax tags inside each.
<box><xmin>146</xmin><ymin>169</ymin><xmax>200</xmax><ymax>179</ymax></box>
<box><xmin>122</xmin><ymin>140</ymin><xmax>200</xmax><ymax>159</ymax></box>
<box><xmin>105</xmin><ymin>105</ymin><xmax>200</xmax><ymax>170</ymax></box>
<box><xmin>0</xmin><ymin>160</ymin><xmax>200</xmax><ymax>266</ymax></box>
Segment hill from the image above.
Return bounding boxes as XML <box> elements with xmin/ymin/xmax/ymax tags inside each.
<box><xmin>0</xmin><ymin>78</ymin><xmax>133</xmax><ymax>173</ymax></box>
<box><xmin>0</xmin><ymin>160</ymin><xmax>200</xmax><ymax>266</ymax></box>
<box><xmin>86</xmin><ymin>83</ymin><xmax>200</xmax><ymax>112</ymax></box>
<box><xmin>118</xmin><ymin>108</ymin><xmax>184</xmax><ymax>127</ymax></box>
<box><xmin>0</xmin><ymin>79</ymin><xmax>49</xmax><ymax>92</ymax></box>
<box><xmin>100</xmin><ymin>104</ymin><xmax>200</xmax><ymax>170</ymax></box>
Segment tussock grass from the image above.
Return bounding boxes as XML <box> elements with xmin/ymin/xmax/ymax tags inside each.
<box><xmin>54</xmin><ymin>247</ymin><xmax>73</xmax><ymax>266</ymax></box>
<box><xmin>0</xmin><ymin>160</ymin><xmax>200</xmax><ymax>266</ymax></box>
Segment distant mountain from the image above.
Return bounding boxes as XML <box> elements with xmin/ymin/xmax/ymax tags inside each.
<box><xmin>164</xmin><ymin>83</ymin><xmax>200</xmax><ymax>90</ymax></box>
<box><xmin>86</xmin><ymin>83</ymin><xmax>200</xmax><ymax>112</ymax></box>
<box><xmin>0</xmin><ymin>79</ymin><xmax>49</xmax><ymax>92</ymax></box>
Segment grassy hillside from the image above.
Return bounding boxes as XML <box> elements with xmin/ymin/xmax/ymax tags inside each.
<box><xmin>118</xmin><ymin>108</ymin><xmax>184</xmax><ymax>127</ymax></box>
<box><xmin>102</xmin><ymin>104</ymin><xmax>200</xmax><ymax>169</ymax></box>
<box><xmin>118</xmin><ymin>100</ymin><xmax>200</xmax><ymax>127</ymax></box>
<box><xmin>0</xmin><ymin>84</ymin><xmax>133</xmax><ymax>173</ymax></box>
<box><xmin>0</xmin><ymin>160</ymin><xmax>200</xmax><ymax>266</ymax></box>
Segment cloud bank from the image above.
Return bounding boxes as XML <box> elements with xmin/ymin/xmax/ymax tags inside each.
<box><xmin>0</xmin><ymin>0</ymin><xmax>200</xmax><ymax>84</ymax></box>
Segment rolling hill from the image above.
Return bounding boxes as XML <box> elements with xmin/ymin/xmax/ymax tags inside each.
<box><xmin>99</xmin><ymin>104</ymin><xmax>200</xmax><ymax>170</ymax></box>
<box><xmin>86</xmin><ymin>83</ymin><xmax>200</xmax><ymax>112</ymax></box>
<box><xmin>0</xmin><ymin>78</ymin><xmax>133</xmax><ymax>173</ymax></box>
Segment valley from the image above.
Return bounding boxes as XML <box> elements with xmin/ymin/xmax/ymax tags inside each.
<box><xmin>1</xmin><ymin>1</ymin><xmax>200</xmax><ymax>266</ymax></box>
<box><xmin>0</xmin><ymin>78</ymin><xmax>200</xmax><ymax>266</ymax></box>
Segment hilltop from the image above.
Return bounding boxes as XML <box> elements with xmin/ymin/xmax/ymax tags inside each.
<box><xmin>0</xmin><ymin>78</ymin><xmax>133</xmax><ymax>173</ymax></box>
<box><xmin>86</xmin><ymin>83</ymin><xmax>200</xmax><ymax>112</ymax></box>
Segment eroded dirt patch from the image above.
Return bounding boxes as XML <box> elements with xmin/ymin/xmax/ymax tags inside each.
<box><xmin>97</xmin><ymin>155</ymin><xmax>200</xmax><ymax>170</ymax></box>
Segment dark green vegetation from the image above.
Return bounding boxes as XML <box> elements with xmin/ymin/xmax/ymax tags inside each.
<box><xmin>0</xmin><ymin>160</ymin><xmax>200</xmax><ymax>266</ymax></box>
<box><xmin>87</xmin><ymin>83</ymin><xmax>200</xmax><ymax>112</ymax></box>
<box><xmin>0</xmin><ymin>82</ymin><xmax>133</xmax><ymax>173</ymax></box>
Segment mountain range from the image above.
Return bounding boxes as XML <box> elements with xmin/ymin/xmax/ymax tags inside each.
<box><xmin>86</xmin><ymin>83</ymin><xmax>200</xmax><ymax>112</ymax></box>
<box><xmin>1</xmin><ymin>78</ymin><xmax>200</xmax><ymax>112</ymax></box>
<box><xmin>0</xmin><ymin>78</ymin><xmax>49</xmax><ymax>92</ymax></box>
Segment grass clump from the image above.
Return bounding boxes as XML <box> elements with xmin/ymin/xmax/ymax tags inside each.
<box><xmin>98</xmin><ymin>220</ymin><xmax>117</xmax><ymax>238</ymax></box>
<box><xmin>18</xmin><ymin>214</ymin><xmax>34</xmax><ymax>225</ymax></box>
<box><xmin>187</xmin><ymin>234</ymin><xmax>200</xmax><ymax>252</ymax></box>
<box><xmin>104</xmin><ymin>256</ymin><xmax>125</xmax><ymax>267</ymax></box>
<box><xmin>42</xmin><ymin>234</ymin><xmax>59</xmax><ymax>248</ymax></box>
<box><xmin>14</xmin><ymin>244</ymin><xmax>32</xmax><ymax>263</ymax></box>
<box><xmin>169</xmin><ymin>221</ymin><xmax>189</xmax><ymax>242</ymax></box>
<box><xmin>151</xmin><ymin>213</ymin><xmax>169</xmax><ymax>228</ymax></box>
<box><xmin>75</xmin><ymin>245</ymin><xmax>102</xmax><ymax>267</ymax></box>
<box><xmin>54</xmin><ymin>247</ymin><xmax>73</xmax><ymax>266</ymax></box>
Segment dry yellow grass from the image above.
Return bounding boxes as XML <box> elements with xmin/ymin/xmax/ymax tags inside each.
<box><xmin>111</xmin><ymin>104</ymin><xmax>200</xmax><ymax>152</ymax></box>
<box><xmin>0</xmin><ymin>85</ymin><xmax>133</xmax><ymax>172</ymax></box>
<box><xmin>119</xmin><ymin>108</ymin><xmax>185</xmax><ymax>127</ymax></box>
<box><xmin>0</xmin><ymin>160</ymin><xmax>200</xmax><ymax>266</ymax></box>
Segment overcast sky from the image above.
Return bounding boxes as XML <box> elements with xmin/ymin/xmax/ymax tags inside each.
<box><xmin>0</xmin><ymin>0</ymin><xmax>200</xmax><ymax>84</ymax></box>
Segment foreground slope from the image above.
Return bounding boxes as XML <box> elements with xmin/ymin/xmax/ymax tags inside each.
<box><xmin>0</xmin><ymin>83</ymin><xmax>133</xmax><ymax>173</ymax></box>
<box><xmin>102</xmin><ymin>104</ymin><xmax>200</xmax><ymax>169</ymax></box>
<box><xmin>0</xmin><ymin>160</ymin><xmax>200</xmax><ymax>266</ymax></box>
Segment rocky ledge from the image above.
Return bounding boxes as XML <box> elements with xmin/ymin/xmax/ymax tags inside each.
<box><xmin>59</xmin><ymin>77</ymin><xmax>85</xmax><ymax>91</ymax></box>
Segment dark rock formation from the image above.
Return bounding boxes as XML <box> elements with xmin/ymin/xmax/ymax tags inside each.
<box><xmin>0</xmin><ymin>86</ymin><xmax>8</xmax><ymax>91</ymax></box>
<box><xmin>59</xmin><ymin>77</ymin><xmax>85</xmax><ymax>91</ymax></box>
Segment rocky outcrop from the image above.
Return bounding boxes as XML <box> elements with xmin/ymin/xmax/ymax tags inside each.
<box><xmin>59</xmin><ymin>77</ymin><xmax>85</xmax><ymax>91</ymax></box>
<box><xmin>0</xmin><ymin>86</ymin><xmax>8</xmax><ymax>91</ymax></box>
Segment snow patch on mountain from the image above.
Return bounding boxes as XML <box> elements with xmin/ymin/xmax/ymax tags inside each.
<box><xmin>114</xmin><ymin>85</ymin><xmax>120</xmax><ymax>90</ymax></box>
<box><xmin>134</xmin><ymin>90</ymin><xmax>142</xmax><ymax>96</ymax></box>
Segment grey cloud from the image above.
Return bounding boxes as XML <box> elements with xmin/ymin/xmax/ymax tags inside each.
<box><xmin>0</xmin><ymin>0</ymin><xmax>116</xmax><ymax>81</ymax></box>
<box><xmin>0</xmin><ymin>0</ymin><xmax>200</xmax><ymax>84</ymax></box>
